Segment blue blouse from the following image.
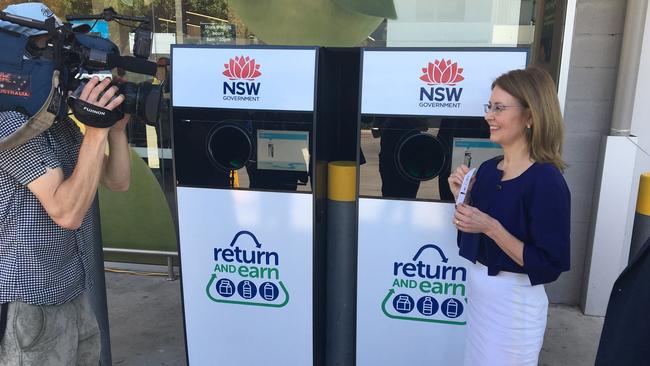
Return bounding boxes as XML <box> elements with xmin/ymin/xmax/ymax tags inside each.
<box><xmin>458</xmin><ymin>157</ymin><xmax>571</xmax><ymax>285</ymax></box>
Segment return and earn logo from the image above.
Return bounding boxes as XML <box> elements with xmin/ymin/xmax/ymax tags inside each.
<box><xmin>205</xmin><ymin>230</ymin><xmax>289</xmax><ymax>308</ymax></box>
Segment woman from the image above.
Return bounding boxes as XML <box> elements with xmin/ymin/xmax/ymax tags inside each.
<box><xmin>448</xmin><ymin>67</ymin><xmax>570</xmax><ymax>366</ymax></box>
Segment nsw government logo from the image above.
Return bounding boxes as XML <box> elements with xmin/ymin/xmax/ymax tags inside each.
<box><xmin>382</xmin><ymin>244</ymin><xmax>467</xmax><ymax>325</ymax></box>
<box><xmin>418</xmin><ymin>59</ymin><xmax>464</xmax><ymax>110</ymax></box>
<box><xmin>205</xmin><ymin>231</ymin><xmax>289</xmax><ymax>308</ymax></box>
<box><xmin>222</xmin><ymin>55</ymin><xmax>262</xmax><ymax>102</ymax></box>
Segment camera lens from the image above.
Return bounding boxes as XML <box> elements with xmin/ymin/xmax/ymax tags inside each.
<box><xmin>118</xmin><ymin>82</ymin><xmax>138</xmax><ymax>114</ymax></box>
<box><xmin>118</xmin><ymin>80</ymin><xmax>163</xmax><ymax>126</ymax></box>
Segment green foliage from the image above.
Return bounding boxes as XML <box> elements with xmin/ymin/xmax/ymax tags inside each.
<box><xmin>185</xmin><ymin>0</ymin><xmax>228</xmax><ymax>18</ymax></box>
<box><xmin>228</xmin><ymin>0</ymin><xmax>384</xmax><ymax>46</ymax></box>
<box><xmin>333</xmin><ymin>0</ymin><xmax>396</xmax><ymax>19</ymax></box>
<box><xmin>99</xmin><ymin>149</ymin><xmax>177</xmax><ymax>252</ymax></box>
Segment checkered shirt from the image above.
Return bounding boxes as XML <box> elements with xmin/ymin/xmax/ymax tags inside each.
<box><xmin>0</xmin><ymin>111</ymin><xmax>99</xmax><ymax>305</ymax></box>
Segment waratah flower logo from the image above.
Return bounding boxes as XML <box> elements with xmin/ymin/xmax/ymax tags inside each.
<box><xmin>420</xmin><ymin>59</ymin><xmax>464</xmax><ymax>86</ymax></box>
<box><xmin>223</xmin><ymin>56</ymin><xmax>262</xmax><ymax>80</ymax></box>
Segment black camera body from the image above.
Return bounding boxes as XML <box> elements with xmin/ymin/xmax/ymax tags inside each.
<box><xmin>0</xmin><ymin>7</ymin><xmax>162</xmax><ymax>127</ymax></box>
<box><xmin>64</xmin><ymin>32</ymin><xmax>162</xmax><ymax>126</ymax></box>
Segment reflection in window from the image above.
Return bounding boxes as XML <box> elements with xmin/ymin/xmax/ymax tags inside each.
<box><xmin>387</xmin><ymin>0</ymin><xmax>535</xmax><ymax>47</ymax></box>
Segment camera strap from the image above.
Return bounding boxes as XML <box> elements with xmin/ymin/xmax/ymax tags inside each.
<box><xmin>0</xmin><ymin>70</ymin><xmax>62</xmax><ymax>150</ymax></box>
<box><xmin>68</xmin><ymin>97</ymin><xmax>124</xmax><ymax>128</ymax></box>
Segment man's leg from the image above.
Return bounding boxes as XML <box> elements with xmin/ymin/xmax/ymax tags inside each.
<box><xmin>0</xmin><ymin>300</ymin><xmax>76</xmax><ymax>366</ymax></box>
<box><xmin>0</xmin><ymin>295</ymin><xmax>100</xmax><ymax>366</ymax></box>
<box><xmin>74</xmin><ymin>294</ymin><xmax>100</xmax><ymax>366</ymax></box>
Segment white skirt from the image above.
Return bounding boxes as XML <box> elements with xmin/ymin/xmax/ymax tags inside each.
<box><xmin>463</xmin><ymin>261</ymin><xmax>548</xmax><ymax>366</ymax></box>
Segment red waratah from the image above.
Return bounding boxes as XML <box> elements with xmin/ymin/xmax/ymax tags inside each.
<box><xmin>223</xmin><ymin>55</ymin><xmax>262</xmax><ymax>80</ymax></box>
<box><xmin>420</xmin><ymin>59</ymin><xmax>464</xmax><ymax>86</ymax></box>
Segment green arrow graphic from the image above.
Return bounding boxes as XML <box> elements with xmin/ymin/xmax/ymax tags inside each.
<box><xmin>205</xmin><ymin>274</ymin><xmax>290</xmax><ymax>308</ymax></box>
<box><xmin>381</xmin><ymin>288</ymin><xmax>466</xmax><ymax>325</ymax></box>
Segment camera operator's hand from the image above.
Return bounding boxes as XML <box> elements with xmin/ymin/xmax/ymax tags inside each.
<box><xmin>107</xmin><ymin>75</ymin><xmax>131</xmax><ymax>134</ymax></box>
<box><xmin>77</xmin><ymin>76</ymin><xmax>125</xmax><ymax>132</ymax></box>
<box><xmin>69</xmin><ymin>76</ymin><xmax>127</xmax><ymax>133</ymax></box>
<box><xmin>110</xmin><ymin>114</ymin><xmax>131</xmax><ymax>133</ymax></box>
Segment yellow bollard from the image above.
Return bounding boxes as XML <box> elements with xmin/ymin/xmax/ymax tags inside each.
<box><xmin>630</xmin><ymin>173</ymin><xmax>650</xmax><ymax>260</ymax></box>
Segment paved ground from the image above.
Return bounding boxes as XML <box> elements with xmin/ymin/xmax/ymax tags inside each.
<box><xmin>105</xmin><ymin>263</ymin><xmax>604</xmax><ymax>366</ymax></box>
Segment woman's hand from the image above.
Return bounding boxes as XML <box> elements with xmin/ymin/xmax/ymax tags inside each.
<box><xmin>453</xmin><ymin>203</ymin><xmax>498</xmax><ymax>234</ymax></box>
<box><xmin>448</xmin><ymin>164</ymin><xmax>472</xmax><ymax>201</ymax></box>
<box><xmin>454</xmin><ymin>203</ymin><xmax>524</xmax><ymax>266</ymax></box>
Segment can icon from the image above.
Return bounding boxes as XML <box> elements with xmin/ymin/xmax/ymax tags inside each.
<box><xmin>441</xmin><ymin>298</ymin><xmax>463</xmax><ymax>318</ymax></box>
<box><xmin>260</xmin><ymin>282</ymin><xmax>279</xmax><ymax>301</ymax></box>
<box><xmin>447</xmin><ymin>299</ymin><xmax>458</xmax><ymax>317</ymax></box>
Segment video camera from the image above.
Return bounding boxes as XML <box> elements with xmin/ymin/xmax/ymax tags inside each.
<box><xmin>0</xmin><ymin>6</ymin><xmax>163</xmax><ymax>128</ymax></box>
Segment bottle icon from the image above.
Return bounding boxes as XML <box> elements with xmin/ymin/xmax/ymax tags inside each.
<box><xmin>242</xmin><ymin>281</ymin><xmax>252</xmax><ymax>298</ymax></box>
<box><xmin>417</xmin><ymin>296</ymin><xmax>439</xmax><ymax>316</ymax></box>
<box><xmin>237</xmin><ymin>280</ymin><xmax>258</xmax><ymax>299</ymax></box>
<box><xmin>422</xmin><ymin>297</ymin><xmax>434</xmax><ymax>315</ymax></box>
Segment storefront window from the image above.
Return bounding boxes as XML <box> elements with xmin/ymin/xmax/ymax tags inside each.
<box><xmin>4</xmin><ymin>0</ymin><xmax>564</xmax><ymax>255</ymax></box>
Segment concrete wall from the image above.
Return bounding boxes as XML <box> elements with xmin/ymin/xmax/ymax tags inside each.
<box><xmin>547</xmin><ymin>0</ymin><xmax>627</xmax><ymax>304</ymax></box>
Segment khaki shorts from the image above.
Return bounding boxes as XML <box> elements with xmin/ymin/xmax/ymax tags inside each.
<box><xmin>0</xmin><ymin>293</ymin><xmax>100</xmax><ymax>366</ymax></box>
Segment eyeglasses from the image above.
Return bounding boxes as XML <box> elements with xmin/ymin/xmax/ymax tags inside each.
<box><xmin>484</xmin><ymin>103</ymin><xmax>525</xmax><ymax>114</ymax></box>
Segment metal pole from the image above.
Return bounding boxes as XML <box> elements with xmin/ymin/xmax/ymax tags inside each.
<box><xmin>325</xmin><ymin>161</ymin><xmax>358</xmax><ymax>366</ymax></box>
<box><xmin>167</xmin><ymin>256</ymin><xmax>176</xmax><ymax>281</ymax></box>
<box><xmin>102</xmin><ymin>247</ymin><xmax>179</xmax><ymax>280</ymax></box>
<box><xmin>629</xmin><ymin>173</ymin><xmax>650</xmax><ymax>260</ymax></box>
<box><xmin>102</xmin><ymin>247</ymin><xmax>178</xmax><ymax>257</ymax></box>
<box><xmin>175</xmin><ymin>0</ymin><xmax>184</xmax><ymax>44</ymax></box>
<box><xmin>92</xmin><ymin>201</ymin><xmax>112</xmax><ymax>366</ymax></box>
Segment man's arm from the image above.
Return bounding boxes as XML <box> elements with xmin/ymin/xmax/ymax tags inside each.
<box><xmin>100</xmin><ymin>115</ymin><xmax>131</xmax><ymax>192</ymax></box>
<box><xmin>28</xmin><ymin>127</ymin><xmax>110</xmax><ymax>229</ymax></box>
<box><xmin>27</xmin><ymin>77</ymin><xmax>126</xmax><ymax>230</ymax></box>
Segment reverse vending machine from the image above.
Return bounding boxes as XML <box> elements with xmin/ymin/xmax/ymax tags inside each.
<box><xmin>355</xmin><ymin>48</ymin><xmax>528</xmax><ymax>365</ymax></box>
<box><xmin>171</xmin><ymin>46</ymin><xmax>322</xmax><ymax>366</ymax></box>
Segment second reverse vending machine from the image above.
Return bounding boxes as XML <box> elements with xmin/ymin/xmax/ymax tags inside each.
<box><xmin>355</xmin><ymin>48</ymin><xmax>528</xmax><ymax>365</ymax></box>
<box><xmin>171</xmin><ymin>45</ymin><xmax>321</xmax><ymax>366</ymax></box>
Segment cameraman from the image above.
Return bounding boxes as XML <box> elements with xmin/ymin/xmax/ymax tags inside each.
<box><xmin>0</xmin><ymin>3</ymin><xmax>131</xmax><ymax>365</ymax></box>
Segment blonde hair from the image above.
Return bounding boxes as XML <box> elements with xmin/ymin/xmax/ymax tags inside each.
<box><xmin>492</xmin><ymin>67</ymin><xmax>567</xmax><ymax>171</ymax></box>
